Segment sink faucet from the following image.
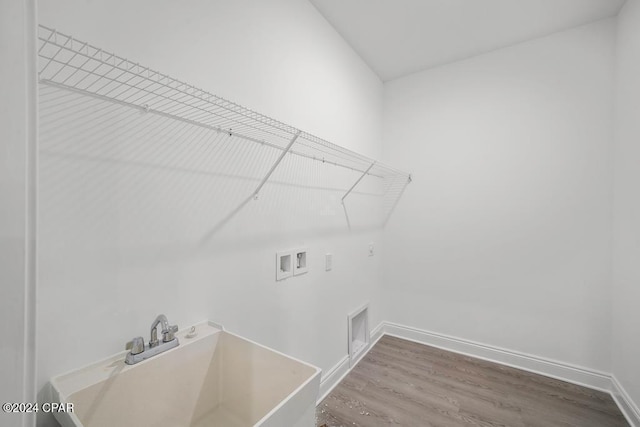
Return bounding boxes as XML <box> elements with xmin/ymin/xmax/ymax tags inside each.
<box><xmin>149</xmin><ymin>314</ymin><xmax>178</xmax><ymax>347</ymax></box>
<box><xmin>125</xmin><ymin>314</ymin><xmax>179</xmax><ymax>365</ymax></box>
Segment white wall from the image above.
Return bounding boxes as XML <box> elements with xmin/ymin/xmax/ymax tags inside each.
<box><xmin>0</xmin><ymin>0</ymin><xmax>37</xmax><ymax>426</ymax></box>
<box><xmin>36</xmin><ymin>1</ymin><xmax>383</xmax><ymax>425</ymax></box>
<box><xmin>33</xmin><ymin>2</ymin><xmax>639</xmax><ymax>425</ymax></box>
<box><xmin>382</xmin><ymin>20</ymin><xmax>616</xmax><ymax>372</ymax></box>
<box><xmin>613</xmin><ymin>0</ymin><xmax>640</xmax><ymax>412</ymax></box>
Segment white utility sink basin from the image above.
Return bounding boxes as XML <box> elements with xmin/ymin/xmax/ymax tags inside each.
<box><xmin>48</xmin><ymin>322</ymin><xmax>321</xmax><ymax>427</ymax></box>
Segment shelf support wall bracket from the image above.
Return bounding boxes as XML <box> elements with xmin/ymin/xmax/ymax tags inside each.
<box><xmin>341</xmin><ymin>161</ymin><xmax>376</xmax><ymax>204</ymax></box>
<box><xmin>252</xmin><ymin>130</ymin><xmax>301</xmax><ymax>200</ymax></box>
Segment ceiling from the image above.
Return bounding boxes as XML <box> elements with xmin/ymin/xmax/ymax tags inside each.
<box><xmin>308</xmin><ymin>0</ymin><xmax>626</xmax><ymax>81</ymax></box>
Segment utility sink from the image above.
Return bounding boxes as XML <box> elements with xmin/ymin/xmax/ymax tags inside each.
<box><xmin>48</xmin><ymin>322</ymin><xmax>321</xmax><ymax>427</ymax></box>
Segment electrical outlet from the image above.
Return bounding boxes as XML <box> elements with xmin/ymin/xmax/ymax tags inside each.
<box><xmin>325</xmin><ymin>253</ymin><xmax>333</xmax><ymax>271</ymax></box>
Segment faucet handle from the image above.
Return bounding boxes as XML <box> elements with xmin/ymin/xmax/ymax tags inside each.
<box><xmin>127</xmin><ymin>336</ymin><xmax>145</xmax><ymax>355</ymax></box>
<box><xmin>163</xmin><ymin>325</ymin><xmax>178</xmax><ymax>342</ymax></box>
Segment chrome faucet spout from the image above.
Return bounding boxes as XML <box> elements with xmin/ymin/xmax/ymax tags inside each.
<box><xmin>149</xmin><ymin>313</ymin><xmax>179</xmax><ymax>347</ymax></box>
<box><xmin>150</xmin><ymin>314</ymin><xmax>169</xmax><ymax>347</ymax></box>
<box><xmin>152</xmin><ymin>314</ymin><xmax>169</xmax><ymax>330</ymax></box>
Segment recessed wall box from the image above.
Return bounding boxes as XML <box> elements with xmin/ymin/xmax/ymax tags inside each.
<box><xmin>348</xmin><ymin>303</ymin><xmax>370</xmax><ymax>367</ymax></box>
<box><xmin>293</xmin><ymin>248</ymin><xmax>308</xmax><ymax>276</ymax></box>
<box><xmin>276</xmin><ymin>251</ymin><xmax>294</xmax><ymax>281</ymax></box>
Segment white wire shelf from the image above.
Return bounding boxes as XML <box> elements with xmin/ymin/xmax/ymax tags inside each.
<box><xmin>37</xmin><ymin>25</ymin><xmax>411</xmax><ymax>208</ymax></box>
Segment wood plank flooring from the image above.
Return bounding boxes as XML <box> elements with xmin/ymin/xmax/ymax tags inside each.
<box><xmin>316</xmin><ymin>335</ymin><xmax>628</xmax><ymax>427</ymax></box>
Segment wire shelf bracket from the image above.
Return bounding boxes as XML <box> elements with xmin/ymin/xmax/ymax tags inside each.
<box><xmin>341</xmin><ymin>161</ymin><xmax>376</xmax><ymax>204</ymax></box>
<box><xmin>253</xmin><ymin>131</ymin><xmax>301</xmax><ymax>200</ymax></box>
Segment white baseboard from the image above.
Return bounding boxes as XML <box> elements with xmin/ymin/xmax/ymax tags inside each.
<box><xmin>611</xmin><ymin>376</ymin><xmax>640</xmax><ymax>427</ymax></box>
<box><xmin>317</xmin><ymin>322</ymin><xmax>385</xmax><ymax>405</ymax></box>
<box><xmin>383</xmin><ymin>322</ymin><xmax>612</xmax><ymax>393</ymax></box>
<box><xmin>317</xmin><ymin>355</ymin><xmax>349</xmax><ymax>405</ymax></box>
<box><xmin>370</xmin><ymin>321</ymin><xmax>385</xmax><ymax>347</ymax></box>
<box><xmin>317</xmin><ymin>321</ymin><xmax>639</xmax><ymax>427</ymax></box>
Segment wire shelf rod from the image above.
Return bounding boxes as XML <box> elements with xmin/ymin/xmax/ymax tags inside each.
<box><xmin>42</xmin><ymin>45</ymin><xmax>296</xmax><ymax>145</ymax></box>
<box><xmin>40</xmin><ymin>79</ymin><xmax>387</xmax><ymax>179</ymax></box>
<box><xmin>39</xmin><ymin>53</ymin><xmax>289</xmax><ymax>145</ymax></box>
<box><xmin>37</xmin><ymin>25</ymin><xmax>411</xmax><ymax>182</ymax></box>
<box><xmin>37</xmin><ymin>26</ymin><xmax>315</xmax><ymax>139</ymax></box>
